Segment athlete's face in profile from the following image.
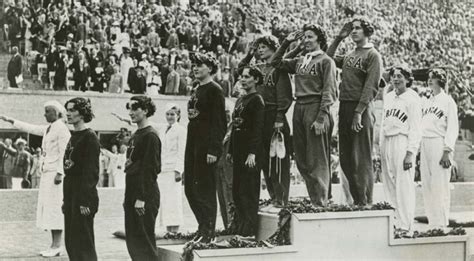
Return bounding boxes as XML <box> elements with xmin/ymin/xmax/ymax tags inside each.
<box><xmin>127</xmin><ymin>101</ymin><xmax>147</xmax><ymax>124</ymax></box>
<box><xmin>351</xmin><ymin>21</ymin><xmax>365</xmax><ymax>42</ymax></box>
<box><xmin>240</xmin><ymin>68</ymin><xmax>257</xmax><ymax>91</ymax></box>
<box><xmin>303</xmin><ymin>30</ymin><xmax>319</xmax><ymax>52</ymax></box>
<box><xmin>66</xmin><ymin>102</ymin><xmax>83</xmax><ymax>125</ymax></box>
<box><xmin>427</xmin><ymin>76</ymin><xmax>441</xmax><ymax>90</ymax></box>
<box><xmin>193</xmin><ymin>63</ymin><xmax>211</xmax><ymax>80</ymax></box>
<box><xmin>258</xmin><ymin>43</ymin><xmax>273</xmax><ymax>60</ymax></box>
<box><xmin>391</xmin><ymin>69</ymin><xmax>408</xmax><ymax>93</ymax></box>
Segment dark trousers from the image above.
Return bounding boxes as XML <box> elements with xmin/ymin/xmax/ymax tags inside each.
<box><xmin>8</xmin><ymin>77</ymin><xmax>18</xmax><ymax>88</ymax></box>
<box><xmin>64</xmin><ymin>205</ymin><xmax>97</xmax><ymax>261</ymax></box>
<box><xmin>338</xmin><ymin>101</ymin><xmax>375</xmax><ymax>205</ymax></box>
<box><xmin>124</xmin><ymin>193</ymin><xmax>159</xmax><ymax>261</ymax></box>
<box><xmin>293</xmin><ymin>102</ymin><xmax>333</xmax><ymax>207</ymax></box>
<box><xmin>216</xmin><ymin>141</ymin><xmax>233</xmax><ymax>229</ymax></box>
<box><xmin>0</xmin><ymin>175</ymin><xmax>12</xmax><ymax>189</ymax></box>
<box><xmin>261</xmin><ymin>108</ymin><xmax>291</xmax><ymax>205</ymax></box>
<box><xmin>184</xmin><ymin>135</ymin><xmax>217</xmax><ymax>237</ymax></box>
<box><xmin>231</xmin><ymin>132</ymin><xmax>261</xmax><ymax>236</ymax></box>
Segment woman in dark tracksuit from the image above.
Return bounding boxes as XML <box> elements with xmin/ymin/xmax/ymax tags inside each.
<box><xmin>228</xmin><ymin>66</ymin><xmax>265</xmax><ymax>236</ymax></box>
<box><xmin>238</xmin><ymin>36</ymin><xmax>295</xmax><ymax>208</ymax></box>
<box><xmin>124</xmin><ymin>96</ymin><xmax>161</xmax><ymax>261</ymax></box>
<box><xmin>63</xmin><ymin>97</ymin><xmax>100</xmax><ymax>261</ymax></box>
<box><xmin>270</xmin><ymin>25</ymin><xmax>337</xmax><ymax>207</ymax></box>
<box><xmin>185</xmin><ymin>53</ymin><xmax>226</xmax><ymax>243</ymax></box>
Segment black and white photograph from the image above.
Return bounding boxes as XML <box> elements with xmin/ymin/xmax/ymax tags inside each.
<box><xmin>0</xmin><ymin>0</ymin><xmax>472</xmax><ymax>260</ymax></box>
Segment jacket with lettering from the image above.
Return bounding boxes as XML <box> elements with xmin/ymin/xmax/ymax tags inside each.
<box><xmin>421</xmin><ymin>91</ymin><xmax>459</xmax><ymax>152</ymax></box>
<box><xmin>334</xmin><ymin>43</ymin><xmax>383</xmax><ymax>114</ymax></box>
<box><xmin>380</xmin><ymin>88</ymin><xmax>422</xmax><ymax>154</ymax></box>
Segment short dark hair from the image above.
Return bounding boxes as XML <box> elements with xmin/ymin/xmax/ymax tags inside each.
<box><xmin>191</xmin><ymin>53</ymin><xmax>218</xmax><ymax>74</ymax></box>
<box><xmin>303</xmin><ymin>24</ymin><xmax>328</xmax><ymax>51</ymax></box>
<box><xmin>65</xmin><ymin>97</ymin><xmax>94</xmax><ymax>123</ymax></box>
<box><xmin>127</xmin><ymin>96</ymin><xmax>156</xmax><ymax>117</ymax></box>
<box><xmin>352</xmin><ymin>18</ymin><xmax>375</xmax><ymax>37</ymax></box>
<box><xmin>254</xmin><ymin>35</ymin><xmax>280</xmax><ymax>52</ymax></box>
<box><xmin>240</xmin><ymin>66</ymin><xmax>264</xmax><ymax>85</ymax></box>
<box><xmin>389</xmin><ymin>65</ymin><xmax>414</xmax><ymax>88</ymax></box>
<box><xmin>428</xmin><ymin>68</ymin><xmax>447</xmax><ymax>88</ymax></box>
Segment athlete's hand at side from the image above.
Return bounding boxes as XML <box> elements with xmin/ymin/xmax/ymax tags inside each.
<box><xmin>439</xmin><ymin>151</ymin><xmax>452</xmax><ymax>169</ymax></box>
<box><xmin>403</xmin><ymin>151</ymin><xmax>413</xmax><ymax>171</ymax></box>
<box><xmin>351</xmin><ymin>113</ymin><xmax>363</xmax><ymax>132</ymax></box>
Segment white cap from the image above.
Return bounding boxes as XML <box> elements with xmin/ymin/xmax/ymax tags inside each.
<box><xmin>44</xmin><ymin>100</ymin><xmax>67</xmax><ymax>119</ymax></box>
<box><xmin>15</xmin><ymin>138</ymin><xmax>27</xmax><ymax>146</ymax></box>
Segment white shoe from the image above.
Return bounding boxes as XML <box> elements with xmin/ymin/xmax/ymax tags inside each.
<box><xmin>39</xmin><ymin>249</ymin><xmax>51</xmax><ymax>256</ymax></box>
<box><xmin>276</xmin><ymin>132</ymin><xmax>286</xmax><ymax>158</ymax></box>
<box><xmin>41</xmin><ymin>247</ymin><xmax>61</xmax><ymax>257</ymax></box>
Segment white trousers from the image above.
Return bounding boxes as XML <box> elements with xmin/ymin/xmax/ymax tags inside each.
<box><xmin>12</xmin><ymin>177</ymin><xmax>23</xmax><ymax>190</ymax></box>
<box><xmin>380</xmin><ymin>135</ymin><xmax>416</xmax><ymax>230</ymax></box>
<box><xmin>157</xmin><ymin>171</ymin><xmax>183</xmax><ymax>227</ymax></box>
<box><xmin>420</xmin><ymin>137</ymin><xmax>451</xmax><ymax>228</ymax></box>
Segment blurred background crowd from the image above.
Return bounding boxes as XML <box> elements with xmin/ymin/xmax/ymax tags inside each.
<box><xmin>1</xmin><ymin>0</ymin><xmax>471</xmax><ymax>97</ymax></box>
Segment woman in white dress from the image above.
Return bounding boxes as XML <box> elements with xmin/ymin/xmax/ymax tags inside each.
<box><xmin>114</xmin><ymin>144</ymin><xmax>127</xmax><ymax>188</ymax></box>
<box><xmin>158</xmin><ymin>103</ymin><xmax>186</xmax><ymax>233</ymax></box>
<box><xmin>0</xmin><ymin>101</ymin><xmax>70</xmax><ymax>257</ymax></box>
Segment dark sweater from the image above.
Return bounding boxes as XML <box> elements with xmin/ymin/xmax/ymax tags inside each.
<box><xmin>125</xmin><ymin>126</ymin><xmax>161</xmax><ymax>202</ymax></box>
<box><xmin>63</xmin><ymin>128</ymin><xmax>100</xmax><ymax>212</ymax></box>
<box><xmin>238</xmin><ymin>54</ymin><xmax>292</xmax><ymax>123</ymax></box>
<box><xmin>334</xmin><ymin>44</ymin><xmax>383</xmax><ymax>114</ymax></box>
<box><xmin>187</xmin><ymin>81</ymin><xmax>227</xmax><ymax>158</ymax></box>
<box><xmin>229</xmin><ymin>92</ymin><xmax>265</xmax><ymax>156</ymax></box>
<box><xmin>270</xmin><ymin>40</ymin><xmax>337</xmax><ymax>123</ymax></box>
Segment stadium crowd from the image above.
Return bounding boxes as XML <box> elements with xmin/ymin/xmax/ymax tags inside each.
<box><xmin>2</xmin><ymin>0</ymin><xmax>471</xmax><ymax>96</ymax></box>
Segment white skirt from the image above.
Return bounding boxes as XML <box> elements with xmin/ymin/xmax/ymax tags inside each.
<box><xmin>36</xmin><ymin>171</ymin><xmax>64</xmax><ymax>230</ymax></box>
<box><xmin>113</xmin><ymin>169</ymin><xmax>126</xmax><ymax>188</ymax></box>
<box><xmin>157</xmin><ymin>171</ymin><xmax>183</xmax><ymax>227</ymax></box>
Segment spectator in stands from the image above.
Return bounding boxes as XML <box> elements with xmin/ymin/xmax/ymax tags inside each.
<box><xmin>109</xmin><ymin>66</ymin><xmax>123</xmax><ymax>94</ymax></box>
<box><xmin>147</xmin><ymin>66</ymin><xmax>161</xmax><ymax>95</ymax></box>
<box><xmin>165</xmin><ymin>64</ymin><xmax>180</xmax><ymax>95</ymax></box>
<box><xmin>0</xmin><ymin>138</ymin><xmax>31</xmax><ymax>189</ymax></box>
<box><xmin>7</xmin><ymin>46</ymin><xmax>22</xmax><ymax>88</ymax></box>
<box><xmin>0</xmin><ymin>138</ymin><xmax>14</xmax><ymax>189</ymax></box>
<box><xmin>53</xmin><ymin>46</ymin><xmax>68</xmax><ymax>90</ymax></box>
<box><xmin>72</xmin><ymin>51</ymin><xmax>91</xmax><ymax>91</ymax></box>
<box><xmin>91</xmin><ymin>60</ymin><xmax>107</xmax><ymax>93</ymax></box>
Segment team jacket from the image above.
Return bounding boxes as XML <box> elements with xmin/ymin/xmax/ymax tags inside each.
<box><xmin>271</xmin><ymin>40</ymin><xmax>337</xmax><ymax>123</ymax></box>
<box><xmin>238</xmin><ymin>53</ymin><xmax>292</xmax><ymax>123</ymax></box>
<box><xmin>380</xmin><ymin>89</ymin><xmax>422</xmax><ymax>154</ymax></box>
<box><xmin>421</xmin><ymin>91</ymin><xmax>459</xmax><ymax>152</ymax></box>
<box><xmin>334</xmin><ymin>43</ymin><xmax>383</xmax><ymax>114</ymax></box>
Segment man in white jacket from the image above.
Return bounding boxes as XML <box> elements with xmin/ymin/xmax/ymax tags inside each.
<box><xmin>380</xmin><ymin>66</ymin><xmax>422</xmax><ymax>233</ymax></box>
<box><xmin>0</xmin><ymin>100</ymin><xmax>70</xmax><ymax>257</ymax></box>
<box><xmin>421</xmin><ymin>69</ymin><xmax>458</xmax><ymax>228</ymax></box>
